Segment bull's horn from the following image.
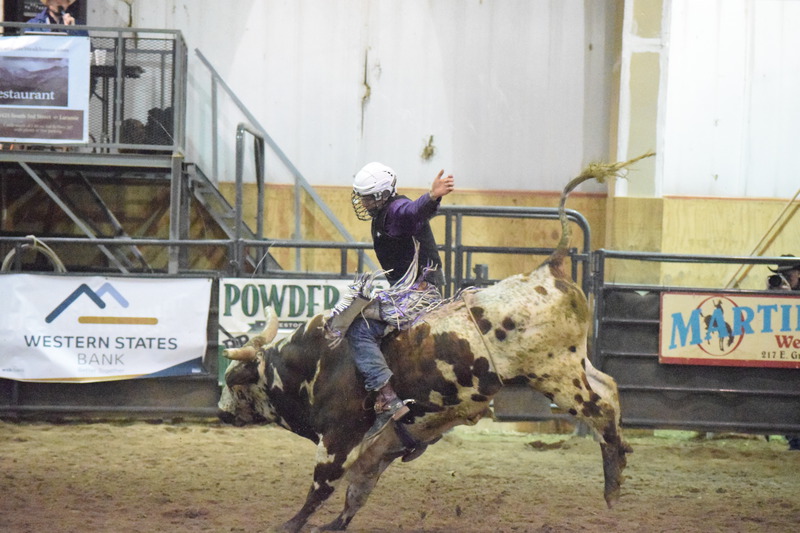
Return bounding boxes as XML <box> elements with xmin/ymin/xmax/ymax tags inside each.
<box><xmin>223</xmin><ymin>345</ymin><xmax>257</xmax><ymax>361</ymax></box>
<box><xmin>252</xmin><ymin>307</ymin><xmax>279</xmax><ymax>348</ymax></box>
<box><xmin>221</xmin><ymin>307</ymin><xmax>279</xmax><ymax>362</ymax></box>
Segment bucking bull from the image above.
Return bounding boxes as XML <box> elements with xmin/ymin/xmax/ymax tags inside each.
<box><xmin>218</xmin><ymin>156</ymin><xmax>650</xmax><ymax>532</ymax></box>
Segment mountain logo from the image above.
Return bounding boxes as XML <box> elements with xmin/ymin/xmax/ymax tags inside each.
<box><xmin>45</xmin><ymin>282</ymin><xmax>156</xmax><ymax>325</ymax></box>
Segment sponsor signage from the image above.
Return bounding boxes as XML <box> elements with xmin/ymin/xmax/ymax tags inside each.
<box><xmin>0</xmin><ymin>275</ymin><xmax>212</xmax><ymax>382</ymax></box>
<box><xmin>660</xmin><ymin>291</ymin><xmax>800</xmax><ymax>368</ymax></box>
<box><xmin>218</xmin><ymin>277</ymin><xmax>385</xmax><ymax>349</ymax></box>
<box><xmin>0</xmin><ymin>35</ymin><xmax>90</xmax><ymax>143</ymax></box>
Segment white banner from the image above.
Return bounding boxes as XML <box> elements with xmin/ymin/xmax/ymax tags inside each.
<box><xmin>660</xmin><ymin>291</ymin><xmax>800</xmax><ymax>368</ymax></box>
<box><xmin>0</xmin><ymin>35</ymin><xmax>90</xmax><ymax>144</ymax></box>
<box><xmin>218</xmin><ymin>278</ymin><xmax>386</xmax><ymax>349</ymax></box>
<box><xmin>0</xmin><ymin>275</ymin><xmax>212</xmax><ymax>382</ymax></box>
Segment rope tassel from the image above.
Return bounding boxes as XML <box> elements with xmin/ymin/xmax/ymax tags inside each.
<box><xmin>323</xmin><ymin>240</ymin><xmax>449</xmax><ymax>347</ymax></box>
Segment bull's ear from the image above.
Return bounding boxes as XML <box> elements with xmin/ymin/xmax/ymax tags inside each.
<box><xmin>225</xmin><ymin>359</ymin><xmax>260</xmax><ymax>387</ymax></box>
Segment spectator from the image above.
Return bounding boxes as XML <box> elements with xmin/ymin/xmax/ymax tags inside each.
<box><xmin>27</xmin><ymin>0</ymin><xmax>88</xmax><ymax>37</ymax></box>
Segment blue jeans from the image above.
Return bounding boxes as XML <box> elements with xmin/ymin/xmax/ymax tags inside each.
<box><xmin>347</xmin><ymin>317</ymin><xmax>392</xmax><ymax>391</ymax></box>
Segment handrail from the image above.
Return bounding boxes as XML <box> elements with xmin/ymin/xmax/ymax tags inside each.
<box><xmin>194</xmin><ymin>49</ymin><xmax>374</xmax><ymax>270</ymax></box>
<box><xmin>234</xmin><ymin>123</ymin><xmax>265</xmax><ymax>271</ymax></box>
<box><xmin>595</xmin><ymin>249</ymin><xmax>799</xmax><ymax>267</ymax></box>
<box><xmin>0</xmin><ymin>21</ymin><xmax>185</xmax><ymax>35</ymax></box>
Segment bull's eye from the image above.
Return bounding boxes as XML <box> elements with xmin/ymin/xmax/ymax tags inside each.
<box><xmin>225</xmin><ymin>360</ymin><xmax>260</xmax><ymax>387</ymax></box>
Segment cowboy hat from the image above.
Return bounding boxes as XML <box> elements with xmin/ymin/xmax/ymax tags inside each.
<box><xmin>769</xmin><ymin>254</ymin><xmax>800</xmax><ymax>273</ymax></box>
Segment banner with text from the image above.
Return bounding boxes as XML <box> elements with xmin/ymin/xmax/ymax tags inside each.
<box><xmin>0</xmin><ymin>275</ymin><xmax>212</xmax><ymax>382</ymax></box>
<box><xmin>0</xmin><ymin>35</ymin><xmax>90</xmax><ymax>144</ymax></box>
<box><xmin>660</xmin><ymin>291</ymin><xmax>800</xmax><ymax>368</ymax></box>
<box><xmin>218</xmin><ymin>278</ymin><xmax>386</xmax><ymax>350</ymax></box>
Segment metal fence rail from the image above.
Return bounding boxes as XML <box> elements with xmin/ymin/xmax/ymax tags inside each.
<box><xmin>7</xmin><ymin>226</ymin><xmax>799</xmax><ymax>434</ymax></box>
<box><xmin>0</xmin><ymin>208</ymin><xmax>589</xmax><ymax>418</ymax></box>
<box><xmin>0</xmin><ymin>206</ymin><xmax>590</xmax><ymax>288</ymax></box>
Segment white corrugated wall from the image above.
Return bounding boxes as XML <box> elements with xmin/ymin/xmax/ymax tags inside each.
<box><xmin>662</xmin><ymin>0</ymin><xmax>800</xmax><ymax>198</ymax></box>
<box><xmin>91</xmin><ymin>0</ymin><xmax>799</xmax><ymax>199</ymax></box>
<box><xmin>117</xmin><ymin>0</ymin><xmax>615</xmax><ymax>192</ymax></box>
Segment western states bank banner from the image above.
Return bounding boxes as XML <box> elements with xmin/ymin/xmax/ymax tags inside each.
<box><xmin>0</xmin><ymin>275</ymin><xmax>212</xmax><ymax>382</ymax></box>
<box><xmin>218</xmin><ymin>278</ymin><xmax>386</xmax><ymax>349</ymax></box>
<box><xmin>0</xmin><ymin>35</ymin><xmax>90</xmax><ymax>143</ymax></box>
<box><xmin>660</xmin><ymin>291</ymin><xmax>800</xmax><ymax>368</ymax></box>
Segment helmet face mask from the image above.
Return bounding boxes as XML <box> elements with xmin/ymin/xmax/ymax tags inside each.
<box><xmin>352</xmin><ymin>189</ymin><xmax>390</xmax><ymax>221</ymax></box>
<box><xmin>352</xmin><ymin>162</ymin><xmax>397</xmax><ymax>220</ymax></box>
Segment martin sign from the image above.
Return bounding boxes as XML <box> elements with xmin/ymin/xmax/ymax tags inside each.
<box><xmin>659</xmin><ymin>291</ymin><xmax>800</xmax><ymax>368</ymax></box>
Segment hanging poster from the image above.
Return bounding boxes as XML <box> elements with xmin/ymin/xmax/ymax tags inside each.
<box><xmin>217</xmin><ymin>277</ymin><xmax>383</xmax><ymax>349</ymax></box>
<box><xmin>0</xmin><ymin>275</ymin><xmax>212</xmax><ymax>382</ymax></box>
<box><xmin>0</xmin><ymin>34</ymin><xmax>90</xmax><ymax>143</ymax></box>
<box><xmin>660</xmin><ymin>291</ymin><xmax>800</xmax><ymax>368</ymax></box>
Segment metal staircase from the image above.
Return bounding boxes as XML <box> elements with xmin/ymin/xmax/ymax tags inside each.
<box><xmin>186</xmin><ymin>163</ymin><xmax>281</xmax><ymax>271</ymax></box>
<box><xmin>9</xmin><ymin>161</ymin><xmax>152</xmax><ymax>273</ymax></box>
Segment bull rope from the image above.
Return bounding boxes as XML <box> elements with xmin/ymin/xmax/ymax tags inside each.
<box><xmin>460</xmin><ymin>289</ymin><xmax>502</xmax><ymax>378</ymax></box>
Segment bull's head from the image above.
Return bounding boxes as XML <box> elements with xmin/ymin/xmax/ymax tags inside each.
<box><xmin>217</xmin><ymin>308</ymin><xmax>280</xmax><ymax>426</ymax></box>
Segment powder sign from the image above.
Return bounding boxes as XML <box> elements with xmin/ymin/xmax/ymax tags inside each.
<box><xmin>217</xmin><ymin>277</ymin><xmax>387</xmax><ymax>349</ymax></box>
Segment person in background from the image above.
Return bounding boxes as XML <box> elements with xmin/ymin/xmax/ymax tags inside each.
<box><xmin>766</xmin><ymin>254</ymin><xmax>800</xmax><ymax>451</ymax></box>
<box><xmin>766</xmin><ymin>254</ymin><xmax>800</xmax><ymax>292</ymax></box>
<box><xmin>348</xmin><ymin>162</ymin><xmax>454</xmax><ymax>439</ymax></box>
<box><xmin>27</xmin><ymin>0</ymin><xmax>88</xmax><ymax>36</ymax></box>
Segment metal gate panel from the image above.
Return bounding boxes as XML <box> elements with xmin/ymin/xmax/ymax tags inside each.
<box><xmin>592</xmin><ymin>251</ymin><xmax>800</xmax><ymax>435</ymax></box>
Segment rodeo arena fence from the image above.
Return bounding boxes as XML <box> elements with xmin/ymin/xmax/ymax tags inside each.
<box><xmin>0</xmin><ymin>24</ymin><xmax>798</xmax><ymax>437</ymax></box>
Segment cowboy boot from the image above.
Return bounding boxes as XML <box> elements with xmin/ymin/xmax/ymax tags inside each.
<box><xmin>365</xmin><ymin>381</ymin><xmax>410</xmax><ymax>440</ymax></box>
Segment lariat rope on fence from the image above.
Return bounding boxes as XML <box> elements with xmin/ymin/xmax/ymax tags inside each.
<box><xmin>1</xmin><ymin>235</ymin><xmax>66</xmax><ymax>273</ymax></box>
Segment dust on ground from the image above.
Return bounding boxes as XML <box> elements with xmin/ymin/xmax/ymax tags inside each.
<box><xmin>1</xmin><ymin>418</ymin><xmax>797</xmax><ymax>532</ymax></box>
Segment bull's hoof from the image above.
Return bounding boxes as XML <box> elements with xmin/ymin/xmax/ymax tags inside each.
<box><xmin>314</xmin><ymin>516</ymin><xmax>350</xmax><ymax>531</ymax></box>
<box><xmin>278</xmin><ymin>519</ymin><xmax>304</xmax><ymax>533</ymax></box>
<box><xmin>401</xmin><ymin>435</ymin><xmax>441</xmax><ymax>462</ymax></box>
<box><xmin>601</xmin><ymin>438</ymin><xmax>630</xmax><ymax>508</ymax></box>
<box><xmin>603</xmin><ymin>482</ymin><xmax>622</xmax><ymax>509</ymax></box>
<box><xmin>401</xmin><ymin>442</ymin><xmax>428</xmax><ymax>462</ymax></box>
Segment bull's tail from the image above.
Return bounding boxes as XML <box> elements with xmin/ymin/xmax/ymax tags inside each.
<box><xmin>551</xmin><ymin>152</ymin><xmax>655</xmax><ymax>270</ymax></box>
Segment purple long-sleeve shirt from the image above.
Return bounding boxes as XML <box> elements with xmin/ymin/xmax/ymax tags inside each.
<box><xmin>372</xmin><ymin>192</ymin><xmax>444</xmax><ymax>286</ymax></box>
<box><xmin>382</xmin><ymin>193</ymin><xmax>441</xmax><ymax>238</ymax></box>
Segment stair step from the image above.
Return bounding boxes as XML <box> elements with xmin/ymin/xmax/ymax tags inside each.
<box><xmin>185</xmin><ymin>164</ymin><xmax>281</xmax><ymax>271</ymax></box>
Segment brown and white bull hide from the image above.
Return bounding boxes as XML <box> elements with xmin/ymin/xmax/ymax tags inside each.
<box><xmin>218</xmin><ymin>162</ymin><xmax>645</xmax><ymax>532</ymax></box>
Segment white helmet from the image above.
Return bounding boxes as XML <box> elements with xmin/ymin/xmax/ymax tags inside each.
<box><xmin>352</xmin><ymin>162</ymin><xmax>397</xmax><ymax>220</ymax></box>
<box><xmin>353</xmin><ymin>162</ymin><xmax>397</xmax><ymax>196</ymax></box>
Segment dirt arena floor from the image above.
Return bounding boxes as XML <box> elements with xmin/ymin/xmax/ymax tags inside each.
<box><xmin>1</xmin><ymin>418</ymin><xmax>798</xmax><ymax>533</ymax></box>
